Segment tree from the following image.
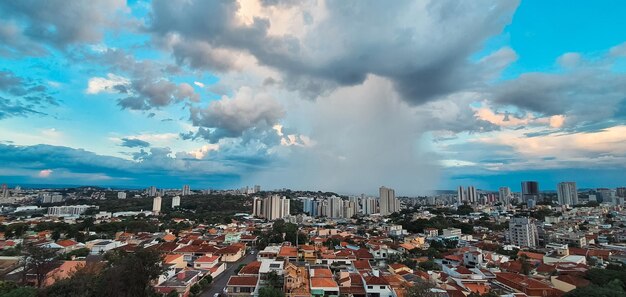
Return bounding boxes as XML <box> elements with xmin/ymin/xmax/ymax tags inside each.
<box><xmin>93</xmin><ymin>248</ymin><xmax>165</xmax><ymax>297</ymax></box>
<box><xmin>258</xmin><ymin>286</ymin><xmax>285</xmax><ymax>297</ymax></box>
<box><xmin>266</xmin><ymin>271</ymin><xmax>281</xmax><ymax>288</ymax></box>
<box><xmin>519</xmin><ymin>255</ymin><xmax>531</xmax><ymax>276</ymax></box>
<box><xmin>23</xmin><ymin>244</ymin><xmax>57</xmax><ymax>288</ymax></box>
<box><xmin>405</xmin><ymin>281</ymin><xmax>436</xmax><ymax>297</ymax></box>
<box><xmin>189</xmin><ymin>284</ymin><xmax>200</xmax><ymax>296</ymax></box>
<box><xmin>52</xmin><ymin>230</ymin><xmax>61</xmax><ymax>241</ymax></box>
<box><xmin>166</xmin><ymin>290</ymin><xmax>179</xmax><ymax>297</ymax></box>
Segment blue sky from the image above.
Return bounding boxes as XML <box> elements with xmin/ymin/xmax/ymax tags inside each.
<box><xmin>1</xmin><ymin>0</ymin><xmax>626</xmax><ymax>194</ymax></box>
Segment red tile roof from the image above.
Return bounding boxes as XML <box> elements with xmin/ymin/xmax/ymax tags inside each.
<box><xmin>227</xmin><ymin>276</ymin><xmax>258</xmax><ymax>286</ymax></box>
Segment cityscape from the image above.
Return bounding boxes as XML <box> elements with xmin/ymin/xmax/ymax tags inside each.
<box><xmin>1</xmin><ymin>1</ymin><xmax>626</xmax><ymax>297</ymax></box>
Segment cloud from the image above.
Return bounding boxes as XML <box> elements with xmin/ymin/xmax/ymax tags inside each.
<box><xmin>86</xmin><ymin>73</ymin><xmax>130</xmax><ymax>94</ymax></box>
<box><xmin>120</xmin><ymin>138</ymin><xmax>150</xmax><ymax>148</ymax></box>
<box><xmin>147</xmin><ymin>0</ymin><xmax>519</xmax><ymax>104</ymax></box>
<box><xmin>38</xmin><ymin>169</ymin><xmax>53</xmax><ymax>177</ymax></box>
<box><xmin>490</xmin><ymin>48</ymin><xmax>626</xmax><ymax>132</ymax></box>
<box><xmin>249</xmin><ymin>76</ymin><xmax>440</xmax><ymax>195</ymax></box>
<box><xmin>0</xmin><ymin>0</ymin><xmax>127</xmax><ymax>53</ymax></box>
<box><xmin>0</xmin><ymin>143</ymin><xmax>265</xmax><ymax>187</ymax></box>
<box><xmin>0</xmin><ymin>70</ymin><xmax>58</xmax><ymax>119</ymax></box>
<box><xmin>83</xmin><ymin>49</ymin><xmax>201</xmax><ymax>110</ymax></box>
<box><xmin>186</xmin><ymin>87</ymin><xmax>285</xmax><ymax>143</ymax></box>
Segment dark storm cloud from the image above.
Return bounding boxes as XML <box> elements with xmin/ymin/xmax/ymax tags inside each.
<box><xmin>147</xmin><ymin>0</ymin><xmax>519</xmax><ymax>104</ymax></box>
<box><xmin>0</xmin><ymin>0</ymin><xmax>126</xmax><ymax>54</ymax></box>
<box><xmin>0</xmin><ymin>143</ymin><xmax>273</xmax><ymax>185</ymax></box>
<box><xmin>120</xmin><ymin>138</ymin><xmax>150</xmax><ymax>148</ymax></box>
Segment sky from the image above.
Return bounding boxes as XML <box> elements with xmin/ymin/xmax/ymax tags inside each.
<box><xmin>1</xmin><ymin>0</ymin><xmax>626</xmax><ymax>194</ymax></box>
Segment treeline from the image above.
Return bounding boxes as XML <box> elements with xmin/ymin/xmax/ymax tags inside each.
<box><xmin>564</xmin><ymin>264</ymin><xmax>626</xmax><ymax>297</ymax></box>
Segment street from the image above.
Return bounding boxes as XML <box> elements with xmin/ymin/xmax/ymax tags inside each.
<box><xmin>200</xmin><ymin>252</ymin><xmax>257</xmax><ymax>297</ymax></box>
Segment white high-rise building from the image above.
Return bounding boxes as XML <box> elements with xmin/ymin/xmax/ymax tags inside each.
<box><xmin>361</xmin><ymin>197</ymin><xmax>376</xmax><ymax>214</ymax></box>
<box><xmin>117</xmin><ymin>192</ymin><xmax>127</xmax><ymax>199</ymax></box>
<box><xmin>172</xmin><ymin>196</ymin><xmax>181</xmax><ymax>208</ymax></box>
<box><xmin>379</xmin><ymin>186</ymin><xmax>399</xmax><ymax>216</ymax></box>
<box><xmin>153</xmin><ymin>196</ymin><xmax>162</xmax><ymax>214</ymax></box>
<box><xmin>343</xmin><ymin>200</ymin><xmax>357</xmax><ymax>219</ymax></box>
<box><xmin>148</xmin><ymin>186</ymin><xmax>157</xmax><ymax>197</ymax></box>
<box><xmin>498</xmin><ymin>187</ymin><xmax>511</xmax><ymax>205</ymax></box>
<box><xmin>508</xmin><ymin>217</ymin><xmax>539</xmax><ymax>248</ymax></box>
<box><xmin>253</xmin><ymin>195</ymin><xmax>290</xmax><ymax>220</ymax></box>
<box><xmin>557</xmin><ymin>182</ymin><xmax>578</xmax><ymax>206</ymax></box>
<box><xmin>182</xmin><ymin>185</ymin><xmax>191</xmax><ymax>196</ymax></box>
<box><xmin>327</xmin><ymin>196</ymin><xmax>343</xmax><ymax>218</ymax></box>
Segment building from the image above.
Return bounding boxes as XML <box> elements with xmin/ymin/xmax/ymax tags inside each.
<box><xmin>153</xmin><ymin>196</ymin><xmax>162</xmax><ymax>214</ymax></box>
<box><xmin>467</xmin><ymin>186</ymin><xmax>477</xmax><ymax>204</ymax></box>
<box><xmin>498</xmin><ymin>187</ymin><xmax>512</xmax><ymax>205</ymax></box>
<box><xmin>521</xmin><ymin>181</ymin><xmax>540</xmax><ymax>202</ymax></box>
<box><xmin>327</xmin><ymin>196</ymin><xmax>343</xmax><ymax>218</ymax></box>
<box><xmin>379</xmin><ymin>186</ymin><xmax>399</xmax><ymax>216</ymax></box>
<box><xmin>47</xmin><ymin>205</ymin><xmax>95</xmax><ymax>216</ymax></box>
<box><xmin>457</xmin><ymin>186</ymin><xmax>477</xmax><ymax>204</ymax></box>
<box><xmin>172</xmin><ymin>196</ymin><xmax>181</xmax><ymax>208</ymax></box>
<box><xmin>253</xmin><ymin>195</ymin><xmax>290</xmax><ymax>220</ymax></box>
<box><xmin>1</xmin><ymin>184</ymin><xmax>8</xmax><ymax>198</ymax></box>
<box><xmin>508</xmin><ymin>217</ymin><xmax>539</xmax><ymax>248</ymax></box>
<box><xmin>617</xmin><ymin>187</ymin><xmax>626</xmax><ymax>198</ymax></box>
<box><xmin>361</xmin><ymin>197</ymin><xmax>377</xmax><ymax>215</ymax></box>
<box><xmin>442</xmin><ymin>228</ymin><xmax>462</xmax><ymax>239</ymax></box>
<box><xmin>117</xmin><ymin>192</ymin><xmax>127</xmax><ymax>199</ymax></box>
<box><xmin>182</xmin><ymin>185</ymin><xmax>191</xmax><ymax>196</ymax></box>
<box><xmin>557</xmin><ymin>182</ymin><xmax>578</xmax><ymax>206</ymax></box>
<box><xmin>457</xmin><ymin>186</ymin><xmax>465</xmax><ymax>204</ymax></box>
<box><xmin>148</xmin><ymin>186</ymin><xmax>157</xmax><ymax>197</ymax></box>
<box><xmin>596</xmin><ymin>188</ymin><xmax>614</xmax><ymax>203</ymax></box>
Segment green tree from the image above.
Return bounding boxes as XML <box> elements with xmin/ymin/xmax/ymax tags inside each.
<box><xmin>258</xmin><ymin>286</ymin><xmax>285</xmax><ymax>297</ymax></box>
<box><xmin>189</xmin><ymin>284</ymin><xmax>200</xmax><ymax>296</ymax></box>
<box><xmin>93</xmin><ymin>248</ymin><xmax>165</xmax><ymax>297</ymax></box>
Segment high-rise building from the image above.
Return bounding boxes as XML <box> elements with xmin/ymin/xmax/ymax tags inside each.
<box><xmin>148</xmin><ymin>186</ymin><xmax>157</xmax><ymax>197</ymax></box>
<box><xmin>343</xmin><ymin>200</ymin><xmax>357</xmax><ymax>219</ymax></box>
<box><xmin>596</xmin><ymin>188</ymin><xmax>614</xmax><ymax>204</ymax></box>
<box><xmin>172</xmin><ymin>196</ymin><xmax>181</xmax><ymax>208</ymax></box>
<box><xmin>253</xmin><ymin>195</ymin><xmax>290</xmax><ymax>220</ymax></box>
<box><xmin>557</xmin><ymin>182</ymin><xmax>578</xmax><ymax>206</ymax></box>
<box><xmin>117</xmin><ymin>192</ymin><xmax>127</xmax><ymax>199</ymax></box>
<box><xmin>326</xmin><ymin>196</ymin><xmax>343</xmax><ymax>218</ymax></box>
<box><xmin>379</xmin><ymin>186</ymin><xmax>400</xmax><ymax>216</ymax></box>
<box><xmin>1</xmin><ymin>184</ymin><xmax>8</xmax><ymax>198</ymax></box>
<box><xmin>254</xmin><ymin>185</ymin><xmax>261</xmax><ymax>193</ymax></box>
<box><xmin>457</xmin><ymin>186</ymin><xmax>465</xmax><ymax>204</ymax></box>
<box><xmin>467</xmin><ymin>186</ymin><xmax>477</xmax><ymax>204</ymax></box>
<box><xmin>153</xmin><ymin>196</ymin><xmax>162</xmax><ymax>214</ymax></box>
<box><xmin>617</xmin><ymin>187</ymin><xmax>626</xmax><ymax>198</ymax></box>
<box><xmin>508</xmin><ymin>217</ymin><xmax>539</xmax><ymax>248</ymax></box>
<box><xmin>361</xmin><ymin>197</ymin><xmax>377</xmax><ymax>215</ymax></box>
<box><xmin>521</xmin><ymin>181</ymin><xmax>540</xmax><ymax>202</ymax></box>
<box><xmin>182</xmin><ymin>185</ymin><xmax>191</xmax><ymax>196</ymax></box>
<box><xmin>498</xmin><ymin>187</ymin><xmax>512</xmax><ymax>205</ymax></box>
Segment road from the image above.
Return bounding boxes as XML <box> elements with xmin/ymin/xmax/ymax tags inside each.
<box><xmin>201</xmin><ymin>251</ymin><xmax>257</xmax><ymax>297</ymax></box>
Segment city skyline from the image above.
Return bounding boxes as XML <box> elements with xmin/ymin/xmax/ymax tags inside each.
<box><xmin>1</xmin><ymin>1</ymin><xmax>626</xmax><ymax>194</ymax></box>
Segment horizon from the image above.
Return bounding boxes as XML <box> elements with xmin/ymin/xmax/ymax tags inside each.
<box><xmin>2</xmin><ymin>1</ymin><xmax>626</xmax><ymax>195</ymax></box>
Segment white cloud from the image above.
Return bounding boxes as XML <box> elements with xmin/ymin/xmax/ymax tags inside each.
<box><xmin>86</xmin><ymin>73</ymin><xmax>130</xmax><ymax>94</ymax></box>
<box><xmin>38</xmin><ymin>169</ymin><xmax>53</xmax><ymax>177</ymax></box>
